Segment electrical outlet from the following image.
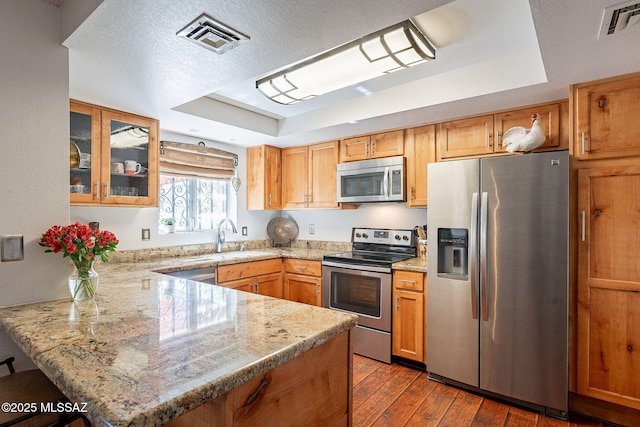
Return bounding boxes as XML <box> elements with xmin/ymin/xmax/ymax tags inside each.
<box><xmin>241</xmin><ymin>226</ymin><xmax>248</xmax><ymax>236</ymax></box>
<box><xmin>309</xmin><ymin>224</ymin><xmax>315</xmax><ymax>234</ymax></box>
<box><xmin>141</xmin><ymin>228</ymin><xmax>151</xmax><ymax>241</ymax></box>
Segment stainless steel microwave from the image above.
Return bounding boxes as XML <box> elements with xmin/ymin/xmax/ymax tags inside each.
<box><xmin>336</xmin><ymin>156</ymin><xmax>406</xmax><ymax>203</ymax></box>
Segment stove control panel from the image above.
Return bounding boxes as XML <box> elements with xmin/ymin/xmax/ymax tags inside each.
<box><xmin>352</xmin><ymin>228</ymin><xmax>414</xmax><ymax>247</ymax></box>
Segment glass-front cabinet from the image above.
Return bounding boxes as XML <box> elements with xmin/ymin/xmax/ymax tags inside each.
<box><xmin>70</xmin><ymin>100</ymin><xmax>158</xmax><ymax>206</ymax></box>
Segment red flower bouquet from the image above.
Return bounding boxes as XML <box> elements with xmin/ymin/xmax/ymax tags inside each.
<box><xmin>40</xmin><ymin>222</ymin><xmax>119</xmax><ymax>299</ymax></box>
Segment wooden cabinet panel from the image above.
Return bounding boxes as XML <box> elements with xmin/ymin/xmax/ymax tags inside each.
<box><xmin>282</xmin><ymin>141</ymin><xmax>339</xmax><ymax>209</ymax></box>
<box><xmin>255</xmin><ymin>273</ymin><xmax>283</xmax><ymax>299</ymax></box>
<box><xmin>495</xmin><ymin>103</ymin><xmax>561</xmax><ymax>152</ymax></box>
<box><xmin>404</xmin><ymin>125</ymin><xmax>435</xmax><ymax>208</ymax></box>
<box><xmin>371</xmin><ymin>130</ymin><xmax>404</xmax><ymax>159</ymax></box>
<box><xmin>339</xmin><ymin>136</ymin><xmax>370</xmax><ymax>162</ymax></box>
<box><xmin>577</xmin><ymin>165</ymin><xmax>640</xmax><ymax>410</ymax></box>
<box><xmin>284</xmin><ymin>273</ymin><xmax>321</xmax><ymax>306</ymax></box>
<box><xmin>217</xmin><ymin>259</ymin><xmax>282</xmax><ymax>282</ymax></box>
<box><xmin>283</xmin><ymin>259</ymin><xmax>322</xmax><ymax>306</ymax></box>
<box><xmin>392</xmin><ymin>271</ymin><xmax>426</xmax><ymax>363</ymax></box>
<box><xmin>574</xmin><ymin>73</ymin><xmax>640</xmax><ymax>160</ymax></box>
<box><xmin>308</xmin><ymin>141</ymin><xmax>339</xmax><ymax>208</ymax></box>
<box><xmin>283</xmin><ymin>259</ymin><xmax>322</xmax><ymax>276</ymax></box>
<box><xmin>339</xmin><ymin>130</ymin><xmax>403</xmax><ymax>162</ymax></box>
<box><xmin>281</xmin><ymin>146</ymin><xmax>309</xmax><ymax>209</ymax></box>
<box><xmin>246</xmin><ymin>145</ymin><xmax>281</xmax><ymax>210</ymax></box>
<box><xmin>437</xmin><ymin>115</ymin><xmax>494</xmax><ymax>160</ymax></box>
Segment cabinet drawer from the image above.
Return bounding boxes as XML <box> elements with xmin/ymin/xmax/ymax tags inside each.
<box><xmin>393</xmin><ymin>270</ymin><xmax>424</xmax><ymax>292</ymax></box>
<box><xmin>283</xmin><ymin>258</ymin><xmax>322</xmax><ymax>276</ymax></box>
<box><xmin>217</xmin><ymin>258</ymin><xmax>282</xmax><ymax>282</ymax></box>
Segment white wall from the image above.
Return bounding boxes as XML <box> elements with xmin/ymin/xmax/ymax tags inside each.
<box><xmin>0</xmin><ymin>0</ymin><xmax>70</xmax><ymax>369</ymax></box>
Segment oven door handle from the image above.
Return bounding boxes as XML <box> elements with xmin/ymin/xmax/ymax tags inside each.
<box><xmin>322</xmin><ymin>261</ymin><xmax>391</xmax><ymax>274</ymax></box>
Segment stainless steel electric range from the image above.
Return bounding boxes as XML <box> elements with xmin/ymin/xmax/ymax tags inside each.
<box><xmin>322</xmin><ymin>227</ymin><xmax>416</xmax><ymax>363</ymax></box>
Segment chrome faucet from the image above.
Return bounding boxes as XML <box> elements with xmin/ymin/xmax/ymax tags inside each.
<box><xmin>216</xmin><ymin>218</ymin><xmax>237</xmax><ymax>253</ymax></box>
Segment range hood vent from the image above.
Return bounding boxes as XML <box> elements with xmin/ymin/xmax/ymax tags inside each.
<box><xmin>177</xmin><ymin>13</ymin><xmax>249</xmax><ymax>54</ymax></box>
<box><xmin>599</xmin><ymin>1</ymin><xmax>640</xmax><ymax>38</ymax></box>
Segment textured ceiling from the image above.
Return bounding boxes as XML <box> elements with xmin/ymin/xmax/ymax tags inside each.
<box><xmin>63</xmin><ymin>0</ymin><xmax>640</xmax><ymax>147</ymax></box>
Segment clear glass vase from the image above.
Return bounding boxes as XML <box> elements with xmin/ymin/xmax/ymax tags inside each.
<box><xmin>69</xmin><ymin>259</ymin><xmax>98</xmax><ymax>300</ymax></box>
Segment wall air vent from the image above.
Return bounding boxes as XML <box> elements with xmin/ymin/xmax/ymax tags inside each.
<box><xmin>599</xmin><ymin>1</ymin><xmax>640</xmax><ymax>39</ymax></box>
<box><xmin>177</xmin><ymin>13</ymin><xmax>249</xmax><ymax>54</ymax></box>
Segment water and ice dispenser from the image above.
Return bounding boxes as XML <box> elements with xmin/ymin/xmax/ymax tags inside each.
<box><xmin>437</xmin><ymin>228</ymin><xmax>469</xmax><ymax>280</ymax></box>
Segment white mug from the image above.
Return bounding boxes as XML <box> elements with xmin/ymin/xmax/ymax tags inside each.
<box><xmin>111</xmin><ymin>162</ymin><xmax>124</xmax><ymax>174</ymax></box>
<box><xmin>124</xmin><ymin>160</ymin><xmax>142</xmax><ymax>175</ymax></box>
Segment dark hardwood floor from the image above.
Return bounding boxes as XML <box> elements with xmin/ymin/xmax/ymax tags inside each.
<box><xmin>352</xmin><ymin>355</ymin><xmax>615</xmax><ymax>427</ymax></box>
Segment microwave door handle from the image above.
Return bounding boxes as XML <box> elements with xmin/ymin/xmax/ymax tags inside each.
<box><xmin>383</xmin><ymin>167</ymin><xmax>390</xmax><ymax>199</ymax></box>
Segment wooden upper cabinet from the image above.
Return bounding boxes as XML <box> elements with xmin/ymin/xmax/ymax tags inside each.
<box><xmin>281</xmin><ymin>145</ymin><xmax>309</xmax><ymax>209</ymax></box>
<box><xmin>437</xmin><ymin>115</ymin><xmax>494</xmax><ymax>160</ymax></box>
<box><xmin>437</xmin><ymin>101</ymin><xmax>568</xmax><ymax>160</ymax></box>
<box><xmin>573</xmin><ymin>73</ymin><xmax>640</xmax><ymax>160</ymax></box>
<box><xmin>339</xmin><ymin>130</ymin><xmax>403</xmax><ymax>162</ymax></box>
<box><xmin>405</xmin><ymin>125</ymin><xmax>435</xmax><ymax>208</ymax></box>
<box><xmin>308</xmin><ymin>141</ymin><xmax>339</xmax><ymax>208</ymax></box>
<box><xmin>70</xmin><ymin>100</ymin><xmax>159</xmax><ymax>207</ymax></box>
<box><xmin>577</xmin><ymin>165</ymin><xmax>640</xmax><ymax>410</ymax></box>
<box><xmin>246</xmin><ymin>145</ymin><xmax>281</xmax><ymax>210</ymax></box>
<box><xmin>282</xmin><ymin>141</ymin><xmax>339</xmax><ymax>209</ymax></box>
<box><xmin>339</xmin><ymin>136</ymin><xmax>370</xmax><ymax>162</ymax></box>
<box><xmin>371</xmin><ymin>130</ymin><xmax>404</xmax><ymax>159</ymax></box>
<box><xmin>494</xmin><ymin>103</ymin><xmax>561</xmax><ymax>152</ymax></box>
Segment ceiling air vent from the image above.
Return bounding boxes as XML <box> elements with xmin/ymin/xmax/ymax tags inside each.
<box><xmin>177</xmin><ymin>13</ymin><xmax>249</xmax><ymax>54</ymax></box>
<box><xmin>599</xmin><ymin>1</ymin><xmax>640</xmax><ymax>38</ymax></box>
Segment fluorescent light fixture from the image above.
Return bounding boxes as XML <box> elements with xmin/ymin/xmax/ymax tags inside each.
<box><xmin>256</xmin><ymin>20</ymin><xmax>435</xmax><ymax>105</ymax></box>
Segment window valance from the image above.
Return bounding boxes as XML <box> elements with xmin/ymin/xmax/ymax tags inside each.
<box><xmin>159</xmin><ymin>141</ymin><xmax>238</xmax><ymax>181</ymax></box>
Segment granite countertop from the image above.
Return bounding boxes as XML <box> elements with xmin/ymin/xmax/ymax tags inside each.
<box><xmin>0</xmin><ymin>248</ymin><xmax>357</xmax><ymax>427</ymax></box>
<box><xmin>393</xmin><ymin>256</ymin><xmax>428</xmax><ymax>273</ymax></box>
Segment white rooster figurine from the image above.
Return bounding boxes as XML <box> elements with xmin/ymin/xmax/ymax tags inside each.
<box><xmin>502</xmin><ymin>113</ymin><xmax>546</xmax><ymax>153</ymax></box>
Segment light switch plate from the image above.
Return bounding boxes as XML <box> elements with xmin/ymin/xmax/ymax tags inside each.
<box><xmin>1</xmin><ymin>235</ymin><xmax>24</xmax><ymax>262</ymax></box>
<box><xmin>141</xmin><ymin>228</ymin><xmax>151</xmax><ymax>241</ymax></box>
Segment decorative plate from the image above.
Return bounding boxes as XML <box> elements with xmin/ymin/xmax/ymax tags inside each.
<box><xmin>266</xmin><ymin>216</ymin><xmax>299</xmax><ymax>244</ymax></box>
<box><xmin>70</xmin><ymin>141</ymin><xmax>80</xmax><ymax>168</ymax></box>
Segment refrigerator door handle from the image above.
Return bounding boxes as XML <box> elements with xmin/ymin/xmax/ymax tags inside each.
<box><xmin>480</xmin><ymin>192</ymin><xmax>488</xmax><ymax>321</ymax></box>
<box><xmin>470</xmin><ymin>192</ymin><xmax>479</xmax><ymax>320</ymax></box>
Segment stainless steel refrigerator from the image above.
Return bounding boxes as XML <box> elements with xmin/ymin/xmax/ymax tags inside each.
<box><xmin>426</xmin><ymin>151</ymin><xmax>568</xmax><ymax>419</ymax></box>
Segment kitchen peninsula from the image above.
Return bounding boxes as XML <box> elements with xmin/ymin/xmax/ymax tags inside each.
<box><xmin>0</xmin><ymin>249</ymin><xmax>357</xmax><ymax>427</ymax></box>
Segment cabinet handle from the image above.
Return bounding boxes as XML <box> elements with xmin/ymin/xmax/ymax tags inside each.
<box><xmin>395</xmin><ymin>295</ymin><xmax>399</xmax><ymax>311</ymax></box>
<box><xmin>104</xmin><ymin>183</ymin><xmax>109</xmax><ymax>199</ymax></box>
<box><xmin>581</xmin><ymin>132</ymin><xmax>586</xmax><ymax>154</ymax></box>
<box><xmin>315</xmin><ymin>281</ymin><xmax>319</xmax><ymax>296</ymax></box>
<box><xmin>581</xmin><ymin>210</ymin><xmax>586</xmax><ymax>242</ymax></box>
<box><xmin>268</xmin><ymin>194</ymin><xmax>272</xmax><ymax>206</ymax></box>
<box><xmin>294</xmin><ymin>265</ymin><xmax>307</xmax><ymax>270</ymax></box>
<box><xmin>496</xmin><ymin>132</ymin><xmax>502</xmax><ymax>147</ymax></box>
<box><xmin>371</xmin><ymin>141</ymin><xmax>375</xmax><ymax>155</ymax></box>
<box><xmin>399</xmin><ymin>279</ymin><xmax>416</xmax><ymax>284</ymax></box>
<box><xmin>94</xmin><ymin>180</ymin><xmax>99</xmax><ymax>198</ymax></box>
<box><xmin>487</xmin><ymin>132</ymin><xmax>492</xmax><ymax>148</ymax></box>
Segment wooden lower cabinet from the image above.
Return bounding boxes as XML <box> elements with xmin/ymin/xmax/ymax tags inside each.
<box><xmin>577</xmin><ymin>165</ymin><xmax>640</xmax><ymax>411</ymax></box>
<box><xmin>392</xmin><ymin>270</ymin><xmax>426</xmax><ymax>364</ymax></box>
<box><xmin>217</xmin><ymin>259</ymin><xmax>283</xmax><ymax>299</ymax></box>
<box><xmin>283</xmin><ymin>259</ymin><xmax>322</xmax><ymax>306</ymax></box>
<box><xmin>164</xmin><ymin>330</ymin><xmax>353</xmax><ymax>427</ymax></box>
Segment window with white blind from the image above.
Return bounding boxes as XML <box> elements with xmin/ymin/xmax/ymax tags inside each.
<box><xmin>158</xmin><ymin>141</ymin><xmax>238</xmax><ymax>232</ymax></box>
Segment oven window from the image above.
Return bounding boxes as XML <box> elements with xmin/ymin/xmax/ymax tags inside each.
<box><xmin>330</xmin><ymin>271</ymin><xmax>381</xmax><ymax>318</ymax></box>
